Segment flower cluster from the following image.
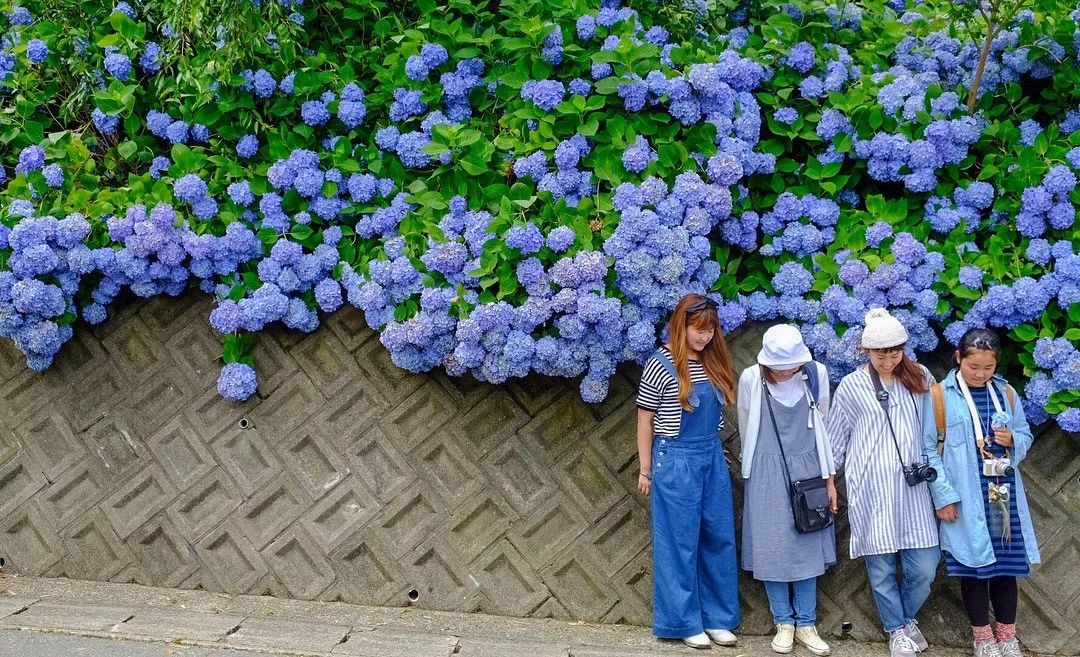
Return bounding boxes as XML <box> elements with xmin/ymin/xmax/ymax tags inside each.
<box><xmin>756</xmin><ymin>193</ymin><xmax>840</xmax><ymax>258</ymax></box>
<box><xmin>1</xmin><ymin>0</ymin><xmax>1078</xmax><ymax>431</ymax></box>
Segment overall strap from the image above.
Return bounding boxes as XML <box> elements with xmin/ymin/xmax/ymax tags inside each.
<box><xmin>652</xmin><ymin>349</ymin><xmax>724</xmax><ymax>405</ymax></box>
<box><xmin>653</xmin><ymin>349</ymin><xmax>678</xmax><ymax>381</ymax></box>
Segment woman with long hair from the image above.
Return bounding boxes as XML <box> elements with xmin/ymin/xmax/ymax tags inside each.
<box><xmin>922</xmin><ymin>329</ymin><xmax>1039</xmax><ymax>657</ymax></box>
<box><xmin>828</xmin><ymin>309</ymin><xmax>940</xmax><ymax>657</ymax></box>
<box><xmin>636</xmin><ymin>293</ymin><xmax>740</xmax><ymax>649</ymax></box>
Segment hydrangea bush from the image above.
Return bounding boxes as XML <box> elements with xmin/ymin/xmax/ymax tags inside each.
<box><xmin>1</xmin><ymin>0</ymin><xmax>1078</xmax><ymax>432</ymax></box>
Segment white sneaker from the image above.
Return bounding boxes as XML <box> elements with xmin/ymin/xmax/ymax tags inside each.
<box><xmin>795</xmin><ymin>625</ymin><xmax>831</xmax><ymax>656</ymax></box>
<box><xmin>997</xmin><ymin>638</ymin><xmax>1022</xmax><ymax>657</ymax></box>
<box><xmin>705</xmin><ymin>628</ymin><xmax>737</xmax><ymax>646</ymax></box>
<box><xmin>771</xmin><ymin>624</ymin><xmax>795</xmax><ymax>654</ymax></box>
<box><xmin>974</xmin><ymin>641</ymin><xmax>1003</xmax><ymax>657</ymax></box>
<box><xmin>903</xmin><ymin>621</ymin><xmax>929</xmax><ymax>652</ymax></box>
<box><xmin>890</xmin><ymin>630</ymin><xmax>920</xmax><ymax>657</ymax></box>
<box><xmin>682</xmin><ymin>632</ymin><xmax>711</xmax><ymax>649</ymax></box>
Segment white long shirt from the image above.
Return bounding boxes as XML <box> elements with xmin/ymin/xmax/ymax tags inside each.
<box><xmin>827</xmin><ymin>367</ymin><xmax>939</xmax><ymax>558</ymax></box>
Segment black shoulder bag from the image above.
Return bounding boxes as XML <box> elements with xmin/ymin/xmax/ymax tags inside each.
<box><xmin>762</xmin><ymin>380</ymin><xmax>834</xmax><ymax>534</ymax></box>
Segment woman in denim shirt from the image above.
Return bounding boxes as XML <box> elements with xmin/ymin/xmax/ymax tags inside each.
<box><xmin>922</xmin><ymin>329</ymin><xmax>1040</xmax><ymax>657</ymax></box>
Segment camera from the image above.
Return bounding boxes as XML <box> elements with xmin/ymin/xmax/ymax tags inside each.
<box><xmin>983</xmin><ymin>457</ymin><xmax>1015</xmax><ymax>477</ymax></box>
<box><xmin>903</xmin><ymin>462</ymin><xmax>937</xmax><ymax>486</ymax></box>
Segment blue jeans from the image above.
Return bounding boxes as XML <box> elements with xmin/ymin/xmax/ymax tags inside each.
<box><xmin>864</xmin><ymin>546</ymin><xmax>941</xmax><ymax>632</ymax></box>
<box><xmin>764</xmin><ymin>578</ymin><xmax>818</xmax><ymax>626</ymax></box>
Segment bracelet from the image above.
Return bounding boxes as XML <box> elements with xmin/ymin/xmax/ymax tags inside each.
<box><xmin>639</xmin><ymin>471</ymin><xmax>651</xmax><ymax>480</ymax></box>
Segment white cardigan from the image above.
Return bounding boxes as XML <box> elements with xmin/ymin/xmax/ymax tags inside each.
<box><xmin>736</xmin><ymin>362</ymin><xmax>836</xmax><ymax>480</ymax></box>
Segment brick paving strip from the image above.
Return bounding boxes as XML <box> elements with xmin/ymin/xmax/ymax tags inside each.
<box><xmin>0</xmin><ymin>575</ymin><xmax>1049</xmax><ymax>657</ymax></box>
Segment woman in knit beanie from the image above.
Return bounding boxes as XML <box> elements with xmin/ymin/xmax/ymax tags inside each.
<box><xmin>826</xmin><ymin>309</ymin><xmax>940</xmax><ymax>657</ymax></box>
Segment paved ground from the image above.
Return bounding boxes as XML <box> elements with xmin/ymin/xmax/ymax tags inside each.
<box><xmin>0</xmin><ymin>575</ymin><xmax>1040</xmax><ymax>657</ymax></box>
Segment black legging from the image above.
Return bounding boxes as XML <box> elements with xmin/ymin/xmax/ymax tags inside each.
<box><xmin>960</xmin><ymin>576</ymin><xmax>1018</xmax><ymax>626</ymax></box>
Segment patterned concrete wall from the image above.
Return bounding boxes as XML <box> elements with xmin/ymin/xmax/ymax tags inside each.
<box><xmin>0</xmin><ymin>294</ymin><xmax>1077</xmax><ymax>654</ymax></box>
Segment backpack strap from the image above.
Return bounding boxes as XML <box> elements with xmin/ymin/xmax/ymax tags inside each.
<box><xmin>801</xmin><ymin>362</ymin><xmax>819</xmax><ymax>405</ymax></box>
<box><xmin>932</xmin><ymin>383</ymin><xmax>946</xmax><ymax>447</ymax></box>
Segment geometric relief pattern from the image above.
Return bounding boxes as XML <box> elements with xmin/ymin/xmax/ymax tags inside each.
<box><xmin>0</xmin><ymin>295</ymin><xmax>1077</xmax><ymax>654</ymax></box>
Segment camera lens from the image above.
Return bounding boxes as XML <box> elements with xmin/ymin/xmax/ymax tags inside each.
<box><xmin>1002</xmin><ymin>465</ymin><xmax>1015</xmax><ymax>477</ymax></box>
<box><xmin>924</xmin><ymin>466</ymin><xmax>937</xmax><ymax>483</ymax></box>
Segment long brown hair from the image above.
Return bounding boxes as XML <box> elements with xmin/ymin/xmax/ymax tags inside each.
<box><xmin>666</xmin><ymin>294</ymin><xmax>736</xmax><ymax>411</ymax></box>
<box><xmin>865</xmin><ymin>346</ymin><xmax>930</xmax><ymax>394</ymax></box>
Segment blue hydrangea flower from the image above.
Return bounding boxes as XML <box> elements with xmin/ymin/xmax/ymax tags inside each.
<box><xmin>104</xmin><ymin>52</ymin><xmax>133</xmax><ymax>80</ymax></box>
<box><xmin>773</xmin><ymin>107</ymin><xmax>798</xmax><ymax>125</ymax></box>
<box><xmin>300</xmin><ymin>100</ymin><xmax>330</xmax><ymax>126</ymax></box>
<box><xmin>174</xmin><ymin>174</ymin><xmax>207</xmax><ymax>203</ymax></box>
<box><xmin>786</xmin><ymin>42</ymin><xmax>815</xmax><ymax>73</ymax></box>
<box><xmin>236</xmin><ymin>135</ymin><xmax>259</xmax><ymax>158</ymax></box>
<box><xmin>149</xmin><ymin>156</ymin><xmax>170</xmax><ymax>179</ymax></box>
<box><xmin>622</xmin><ymin>136</ymin><xmax>657</xmax><ymax>174</ymax></box>
<box><xmin>139</xmin><ymin>41</ymin><xmax>162</xmax><ymax>73</ymax></box>
<box><xmin>42</xmin><ymin>164</ymin><xmax>63</xmax><ymax>188</ymax></box>
<box><xmin>26</xmin><ymin>39</ymin><xmax>48</xmax><ymax>63</ymax></box>
<box><xmin>865</xmin><ymin>221</ymin><xmax>893</xmax><ymax>247</ymax></box>
<box><xmin>16</xmin><ymin>145</ymin><xmax>45</xmax><ymax>174</ymax></box>
<box><xmin>218</xmin><ymin>363</ymin><xmax>257</xmax><ymax>401</ymax></box>
<box><xmin>521</xmin><ymin>80</ymin><xmax>565</xmax><ymax>111</ymax></box>
<box><xmin>547</xmin><ymin>226</ymin><xmax>575</xmax><ymax>252</ymax></box>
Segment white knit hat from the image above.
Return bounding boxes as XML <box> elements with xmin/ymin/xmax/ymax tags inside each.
<box><xmin>861</xmin><ymin>308</ymin><xmax>909</xmax><ymax>349</ymax></box>
<box><xmin>757</xmin><ymin>324</ymin><xmax>812</xmax><ymax>368</ymax></box>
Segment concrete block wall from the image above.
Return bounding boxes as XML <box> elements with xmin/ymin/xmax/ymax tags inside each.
<box><xmin>0</xmin><ymin>294</ymin><xmax>1077</xmax><ymax>654</ymax></box>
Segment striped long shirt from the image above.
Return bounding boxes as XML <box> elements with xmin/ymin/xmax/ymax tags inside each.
<box><xmin>827</xmin><ymin>367</ymin><xmax>939</xmax><ymax>558</ymax></box>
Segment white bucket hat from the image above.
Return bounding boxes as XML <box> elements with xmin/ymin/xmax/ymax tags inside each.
<box><xmin>757</xmin><ymin>324</ymin><xmax>812</xmax><ymax>368</ymax></box>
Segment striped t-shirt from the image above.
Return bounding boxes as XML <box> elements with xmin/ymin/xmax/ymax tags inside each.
<box><xmin>636</xmin><ymin>346</ymin><xmax>725</xmax><ymax>437</ymax></box>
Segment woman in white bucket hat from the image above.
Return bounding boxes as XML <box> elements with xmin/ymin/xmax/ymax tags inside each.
<box><xmin>737</xmin><ymin>324</ymin><xmax>836</xmax><ymax>656</ymax></box>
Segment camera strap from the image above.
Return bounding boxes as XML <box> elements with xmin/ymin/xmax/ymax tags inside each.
<box><xmin>956</xmin><ymin>374</ymin><xmax>1005</xmax><ymax>459</ymax></box>
<box><xmin>868</xmin><ymin>366</ymin><xmax>912</xmax><ymax>470</ymax></box>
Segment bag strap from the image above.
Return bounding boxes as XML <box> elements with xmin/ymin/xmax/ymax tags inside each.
<box><xmin>932</xmin><ymin>383</ymin><xmax>946</xmax><ymax>438</ymax></box>
<box><xmin>868</xmin><ymin>367</ymin><xmax>911</xmax><ymax>469</ymax></box>
<box><xmin>801</xmin><ymin>362</ymin><xmax>819</xmax><ymax>405</ymax></box>
<box><xmin>931</xmin><ymin>380</ymin><xmax>1015</xmax><ymax>442</ymax></box>
<box><xmin>762</xmin><ymin>380</ymin><xmax>796</xmax><ymax>494</ymax></box>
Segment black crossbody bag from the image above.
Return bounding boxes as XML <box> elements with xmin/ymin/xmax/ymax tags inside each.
<box><xmin>762</xmin><ymin>380</ymin><xmax>833</xmax><ymax>534</ymax></box>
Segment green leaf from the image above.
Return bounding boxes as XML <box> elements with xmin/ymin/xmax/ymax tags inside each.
<box><xmin>117</xmin><ymin>140</ymin><xmax>137</xmax><ymax>161</ymax></box>
<box><xmin>1011</xmin><ymin>324</ymin><xmax>1038</xmax><ymax>342</ymax></box>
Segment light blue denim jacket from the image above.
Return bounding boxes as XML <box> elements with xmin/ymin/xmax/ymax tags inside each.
<box><xmin>921</xmin><ymin>370</ymin><xmax>1040</xmax><ymax>569</ymax></box>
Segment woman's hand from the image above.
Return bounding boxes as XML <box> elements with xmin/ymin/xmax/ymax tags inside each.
<box><xmin>826</xmin><ymin>477</ymin><xmax>838</xmax><ymax>515</ymax></box>
<box><xmin>637</xmin><ymin>473</ymin><xmax>651</xmax><ymax>497</ymax></box>
<box><xmin>992</xmin><ymin>427</ymin><xmax>1013</xmax><ymax>448</ymax></box>
<box><xmin>937</xmin><ymin>503</ymin><xmax>958</xmax><ymax>523</ymax></box>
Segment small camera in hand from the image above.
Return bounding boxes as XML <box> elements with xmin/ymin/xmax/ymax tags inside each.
<box><xmin>982</xmin><ymin>457</ymin><xmax>1015</xmax><ymax>477</ymax></box>
<box><xmin>903</xmin><ymin>462</ymin><xmax>937</xmax><ymax>486</ymax></box>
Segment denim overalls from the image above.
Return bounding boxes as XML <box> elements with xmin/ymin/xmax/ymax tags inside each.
<box><xmin>650</xmin><ymin>351</ymin><xmax>740</xmax><ymax>638</ymax></box>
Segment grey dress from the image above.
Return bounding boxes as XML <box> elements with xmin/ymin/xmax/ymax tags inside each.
<box><xmin>741</xmin><ymin>394</ymin><xmax>837</xmax><ymax>582</ymax></box>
